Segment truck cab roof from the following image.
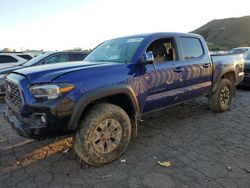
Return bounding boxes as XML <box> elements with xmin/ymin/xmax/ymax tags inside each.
<box><xmin>112</xmin><ymin>32</ymin><xmax>202</xmax><ymax>40</ymax></box>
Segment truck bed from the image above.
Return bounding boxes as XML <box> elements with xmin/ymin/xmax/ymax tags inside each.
<box><xmin>211</xmin><ymin>53</ymin><xmax>244</xmax><ymax>85</ymax></box>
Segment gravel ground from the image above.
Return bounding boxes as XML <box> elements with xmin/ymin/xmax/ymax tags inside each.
<box><xmin>0</xmin><ymin>89</ymin><xmax>250</xmax><ymax>188</ymax></box>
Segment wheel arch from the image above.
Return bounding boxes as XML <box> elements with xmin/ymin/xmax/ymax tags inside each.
<box><xmin>211</xmin><ymin>70</ymin><xmax>236</xmax><ymax>93</ymax></box>
<box><xmin>67</xmin><ymin>84</ymin><xmax>139</xmax><ymax>131</ymax></box>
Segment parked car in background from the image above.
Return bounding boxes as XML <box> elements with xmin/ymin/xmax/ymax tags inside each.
<box><xmin>210</xmin><ymin>51</ymin><xmax>229</xmax><ymax>55</ymax></box>
<box><xmin>3</xmin><ymin>32</ymin><xmax>244</xmax><ymax>166</ymax></box>
<box><xmin>230</xmin><ymin>47</ymin><xmax>250</xmax><ymax>86</ymax></box>
<box><xmin>0</xmin><ymin>52</ymin><xmax>33</xmax><ymax>70</ymax></box>
<box><xmin>238</xmin><ymin>52</ymin><xmax>250</xmax><ymax>86</ymax></box>
<box><xmin>230</xmin><ymin>47</ymin><xmax>250</xmax><ymax>58</ymax></box>
<box><xmin>0</xmin><ymin>51</ymin><xmax>89</xmax><ymax>95</ymax></box>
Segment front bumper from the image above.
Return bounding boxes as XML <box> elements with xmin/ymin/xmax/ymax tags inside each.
<box><xmin>3</xmin><ymin>108</ymin><xmax>48</xmax><ymax>138</ymax></box>
<box><xmin>3</xmin><ymin>98</ymin><xmax>76</xmax><ymax>139</ymax></box>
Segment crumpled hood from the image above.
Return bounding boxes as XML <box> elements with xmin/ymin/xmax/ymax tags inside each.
<box><xmin>13</xmin><ymin>61</ymin><xmax>119</xmax><ymax>84</ymax></box>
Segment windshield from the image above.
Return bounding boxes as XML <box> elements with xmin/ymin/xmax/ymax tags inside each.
<box><xmin>22</xmin><ymin>52</ymin><xmax>52</xmax><ymax>66</ymax></box>
<box><xmin>85</xmin><ymin>37</ymin><xmax>144</xmax><ymax>63</ymax></box>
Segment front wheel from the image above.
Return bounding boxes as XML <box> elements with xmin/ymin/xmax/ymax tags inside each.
<box><xmin>74</xmin><ymin>103</ymin><xmax>131</xmax><ymax>166</ymax></box>
<box><xmin>208</xmin><ymin>78</ymin><xmax>234</xmax><ymax>112</ymax></box>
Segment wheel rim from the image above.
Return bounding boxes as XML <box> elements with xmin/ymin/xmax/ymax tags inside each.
<box><xmin>220</xmin><ymin>85</ymin><xmax>230</xmax><ymax>107</ymax></box>
<box><xmin>92</xmin><ymin>118</ymin><xmax>122</xmax><ymax>154</ymax></box>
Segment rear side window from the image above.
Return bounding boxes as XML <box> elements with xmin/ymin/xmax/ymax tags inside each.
<box><xmin>18</xmin><ymin>55</ymin><xmax>33</xmax><ymax>60</ymax></box>
<box><xmin>0</xmin><ymin>55</ymin><xmax>18</xmax><ymax>63</ymax></box>
<box><xmin>69</xmin><ymin>53</ymin><xmax>88</xmax><ymax>61</ymax></box>
<box><xmin>180</xmin><ymin>37</ymin><xmax>204</xmax><ymax>60</ymax></box>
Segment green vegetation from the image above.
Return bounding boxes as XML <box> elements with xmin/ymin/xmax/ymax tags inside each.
<box><xmin>192</xmin><ymin>16</ymin><xmax>250</xmax><ymax>51</ymax></box>
<box><xmin>206</xmin><ymin>42</ymin><xmax>227</xmax><ymax>51</ymax></box>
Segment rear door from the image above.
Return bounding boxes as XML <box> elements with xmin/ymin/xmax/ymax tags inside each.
<box><xmin>178</xmin><ymin>36</ymin><xmax>213</xmax><ymax>100</ymax></box>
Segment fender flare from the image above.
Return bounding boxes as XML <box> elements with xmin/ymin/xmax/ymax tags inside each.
<box><xmin>211</xmin><ymin>69</ymin><xmax>236</xmax><ymax>93</ymax></box>
<box><xmin>67</xmin><ymin>84</ymin><xmax>139</xmax><ymax>130</ymax></box>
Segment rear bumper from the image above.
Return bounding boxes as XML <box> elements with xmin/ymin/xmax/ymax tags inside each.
<box><xmin>238</xmin><ymin>72</ymin><xmax>250</xmax><ymax>86</ymax></box>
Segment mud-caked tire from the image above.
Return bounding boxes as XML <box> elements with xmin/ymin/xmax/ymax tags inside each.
<box><xmin>74</xmin><ymin>103</ymin><xmax>131</xmax><ymax>166</ymax></box>
<box><xmin>208</xmin><ymin>78</ymin><xmax>234</xmax><ymax>112</ymax></box>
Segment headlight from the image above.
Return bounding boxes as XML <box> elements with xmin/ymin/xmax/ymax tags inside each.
<box><xmin>29</xmin><ymin>83</ymin><xmax>74</xmax><ymax>99</ymax></box>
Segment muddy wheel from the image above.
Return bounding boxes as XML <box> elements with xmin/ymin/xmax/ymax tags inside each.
<box><xmin>74</xmin><ymin>103</ymin><xmax>131</xmax><ymax>166</ymax></box>
<box><xmin>208</xmin><ymin>78</ymin><xmax>233</xmax><ymax>112</ymax></box>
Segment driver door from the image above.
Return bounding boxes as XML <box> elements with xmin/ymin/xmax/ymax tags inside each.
<box><xmin>142</xmin><ymin>38</ymin><xmax>185</xmax><ymax>113</ymax></box>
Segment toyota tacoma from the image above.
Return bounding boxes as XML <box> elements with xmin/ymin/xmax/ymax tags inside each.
<box><xmin>3</xmin><ymin>33</ymin><xmax>244</xmax><ymax>166</ymax></box>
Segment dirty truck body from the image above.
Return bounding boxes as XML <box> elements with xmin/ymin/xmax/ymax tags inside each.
<box><xmin>4</xmin><ymin>33</ymin><xmax>244</xmax><ymax>165</ymax></box>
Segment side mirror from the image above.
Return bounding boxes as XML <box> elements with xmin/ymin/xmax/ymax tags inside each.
<box><xmin>139</xmin><ymin>51</ymin><xmax>154</xmax><ymax>64</ymax></box>
<box><xmin>145</xmin><ymin>51</ymin><xmax>154</xmax><ymax>64</ymax></box>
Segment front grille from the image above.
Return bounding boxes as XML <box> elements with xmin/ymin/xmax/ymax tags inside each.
<box><xmin>5</xmin><ymin>80</ymin><xmax>23</xmax><ymax>110</ymax></box>
<box><xmin>0</xmin><ymin>80</ymin><xmax>6</xmax><ymax>94</ymax></box>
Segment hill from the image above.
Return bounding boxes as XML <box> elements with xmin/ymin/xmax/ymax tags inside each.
<box><xmin>192</xmin><ymin>16</ymin><xmax>250</xmax><ymax>50</ymax></box>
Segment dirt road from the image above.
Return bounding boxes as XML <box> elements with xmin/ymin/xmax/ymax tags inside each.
<box><xmin>0</xmin><ymin>89</ymin><xmax>250</xmax><ymax>188</ymax></box>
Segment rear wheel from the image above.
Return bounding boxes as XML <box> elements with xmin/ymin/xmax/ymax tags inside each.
<box><xmin>74</xmin><ymin>103</ymin><xmax>131</xmax><ymax>166</ymax></box>
<box><xmin>208</xmin><ymin>78</ymin><xmax>234</xmax><ymax>112</ymax></box>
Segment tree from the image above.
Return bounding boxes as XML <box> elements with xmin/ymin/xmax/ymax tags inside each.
<box><xmin>1</xmin><ymin>48</ymin><xmax>13</xmax><ymax>52</ymax></box>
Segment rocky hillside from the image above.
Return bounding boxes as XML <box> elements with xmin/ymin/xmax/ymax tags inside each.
<box><xmin>192</xmin><ymin>16</ymin><xmax>250</xmax><ymax>50</ymax></box>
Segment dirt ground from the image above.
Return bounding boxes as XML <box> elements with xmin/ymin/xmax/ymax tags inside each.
<box><xmin>0</xmin><ymin>89</ymin><xmax>250</xmax><ymax>188</ymax></box>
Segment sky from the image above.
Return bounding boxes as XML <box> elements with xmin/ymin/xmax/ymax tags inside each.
<box><xmin>0</xmin><ymin>0</ymin><xmax>249</xmax><ymax>51</ymax></box>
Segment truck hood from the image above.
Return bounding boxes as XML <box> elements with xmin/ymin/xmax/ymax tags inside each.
<box><xmin>13</xmin><ymin>61</ymin><xmax>120</xmax><ymax>84</ymax></box>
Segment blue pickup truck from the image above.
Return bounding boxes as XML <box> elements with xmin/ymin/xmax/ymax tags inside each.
<box><xmin>3</xmin><ymin>33</ymin><xmax>244</xmax><ymax>166</ymax></box>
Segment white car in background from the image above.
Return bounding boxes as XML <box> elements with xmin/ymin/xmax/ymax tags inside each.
<box><xmin>0</xmin><ymin>53</ymin><xmax>33</xmax><ymax>70</ymax></box>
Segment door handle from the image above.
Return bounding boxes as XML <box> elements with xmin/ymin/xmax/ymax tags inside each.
<box><xmin>174</xmin><ymin>66</ymin><xmax>184</xmax><ymax>73</ymax></box>
<box><xmin>203</xmin><ymin>63</ymin><xmax>211</xmax><ymax>68</ymax></box>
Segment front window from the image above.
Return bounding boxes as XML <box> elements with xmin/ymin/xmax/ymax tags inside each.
<box><xmin>85</xmin><ymin>37</ymin><xmax>144</xmax><ymax>63</ymax></box>
<box><xmin>22</xmin><ymin>52</ymin><xmax>52</xmax><ymax>66</ymax></box>
<box><xmin>146</xmin><ymin>38</ymin><xmax>177</xmax><ymax>63</ymax></box>
<box><xmin>43</xmin><ymin>54</ymin><xmax>70</xmax><ymax>64</ymax></box>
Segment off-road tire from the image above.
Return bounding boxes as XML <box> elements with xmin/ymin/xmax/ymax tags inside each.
<box><xmin>208</xmin><ymin>78</ymin><xmax>234</xmax><ymax>112</ymax></box>
<box><xmin>74</xmin><ymin>103</ymin><xmax>131</xmax><ymax>166</ymax></box>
